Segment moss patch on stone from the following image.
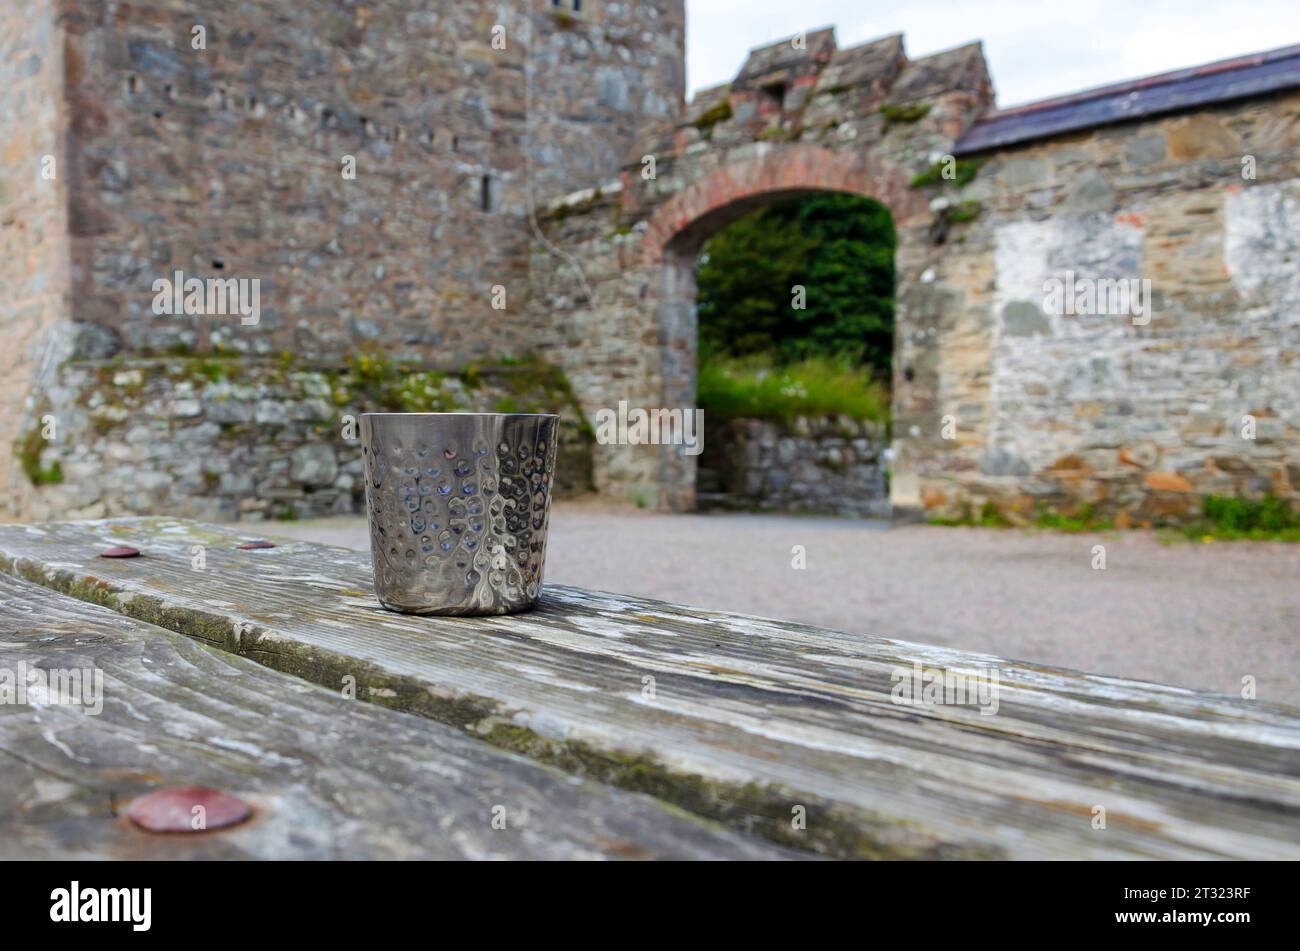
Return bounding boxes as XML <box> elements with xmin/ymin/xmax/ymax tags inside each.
<box><xmin>65</xmin><ymin>349</ymin><xmax>588</xmax><ymax>428</ymax></box>
<box><xmin>317</xmin><ymin>353</ymin><xmax>457</xmax><ymax>413</ymax></box>
<box><xmin>476</xmin><ymin>354</ymin><xmax>596</xmax><ymax>438</ymax></box>
<box><xmin>909</xmin><ymin>157</ymin><xmax>984</xmax><ymax>189</ymax></box>
<box><xmin>16</xmin><ymin>426</ymin><xmax>63</xmax><ymax>485</ymax></box>
<box><xmin>313</xmin><ymin>350</ymin><xmax>592</xmax><ymax>438</ymax></box>
<box><xmin>928</xmin><ymin>501</ymin><xmax>1013</xmax><ymax>528</ymax></box>
<box><xmin>946</xmin><ymin>199</ymin><xmax>982</xmax><ymax>224</ymax></box>
<box><xmin>393</xmin><ymin>370</ymin><xmax>455</xmax><ymax>412</ymax></box>
<box><xmin>693</xmin><ymin>98</ymin><xmax>733</xmax><ymax>135</ymax></box>
<box><xmin>933</xmin><ymin>495</ymin><xmax>1300</xmax><ymax>541</ymax></box>
<box><xmin>547</xmin><ymin>186</ymin><xmax>607</xmax><ymax>223</ymax></box>
<box><xmin>879</xmin><ymin>101</ymin><xmax>931</xmax><ymax>128</ymax></box>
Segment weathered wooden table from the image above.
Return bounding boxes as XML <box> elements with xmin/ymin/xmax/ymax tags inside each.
<box><xmin>1</xmin><ymin>517</ymin><xmax>1297</xmax><ymax>860</ymax></box>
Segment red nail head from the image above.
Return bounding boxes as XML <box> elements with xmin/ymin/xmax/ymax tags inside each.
<box><xmin>100</xmin><ymin>546</ymin><xmax>140</xmax><ymax>558</ymax></box>
<box><xmin>126</xmin><ymin>785</ymin><xmax>252</xmax><ymax>833</ymax></box>
<box><xmin>237</xmin><ymin>540</ymin><xmax>275</xmax><ymax>550</ymax></box>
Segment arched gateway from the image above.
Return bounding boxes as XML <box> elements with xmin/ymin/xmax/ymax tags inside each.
<box><xmin>531</xmin><ymin>30</ymin><xmax>1300</xmax><ymax>526</ymax></box>
<box><xmin>646</xmin><ymin>147</ymin><xmax>918</xmax><ymax>511</ymax></box>
<box><xmin>530</xmin><ymin>31</ymin><xmax>994</xmax><ymax>511</ymax></box>
<box><xmin>641</xmin><ymin>145</ymin><xmax>921</xmax><ymax>263</ymax></box>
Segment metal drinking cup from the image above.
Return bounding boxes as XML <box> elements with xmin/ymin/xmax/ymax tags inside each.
<box><xmin>360</xmin><ymin>412</ymin><xmax>559</xmax><ymax>615</ymax></box>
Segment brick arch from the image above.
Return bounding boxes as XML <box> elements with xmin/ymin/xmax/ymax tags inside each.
<box><xmin>641</xmin><ymin>143</ymin><xmax>923</xmax><ymax>512</ymax></box>
<box><xmin>641</xmin><ymin>144</ymin><xmax>923</xmax><ymax>265</ymax></box>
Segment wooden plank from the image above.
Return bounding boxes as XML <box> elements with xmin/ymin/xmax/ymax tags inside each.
<box><xmin>0</xmin><ymin>573</ymin><xmax>794</xmax><ymax>859</ymax></box>
<box><xmin>2</xmin><ymin>516</ymin><xmax>1298</xmax><ymax>859</ymax></box>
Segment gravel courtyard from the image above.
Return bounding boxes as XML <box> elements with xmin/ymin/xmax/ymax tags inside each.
<box><xmin>263</xmin><ymin>501</ymin><xmax>1300</xmax><ymax>706</ymax></box>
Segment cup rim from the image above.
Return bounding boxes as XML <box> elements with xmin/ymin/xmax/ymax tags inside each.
<box><xmin>360</xmin><ymin>411</ymin><xmax>559</xmax><ymax>419</ymax></box>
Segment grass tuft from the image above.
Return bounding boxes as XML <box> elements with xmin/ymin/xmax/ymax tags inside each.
<box><xmin>1177</xmin><ymin>495</ymin><xmax>1300</xmax><ymax>542</ymax></box>
<box><xmin>931</xmin><ymin>495</ymin><xmax>1300</xmax><ymax>542</ymax></box>
<box><xmin>697</xmin><ymin>355</ymin><xmax>889</xmax><ymax>424</ymax></box>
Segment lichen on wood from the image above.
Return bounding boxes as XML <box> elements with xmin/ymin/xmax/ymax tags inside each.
<box><xmin>0</xmin><ymin>572</ymin><xmax>788</xmax><ymax>860</ymax></box>
<box><xmin>2</xmin><ymin>517</ymin><xmax>1298</xmax><ymax>860</ymax></box>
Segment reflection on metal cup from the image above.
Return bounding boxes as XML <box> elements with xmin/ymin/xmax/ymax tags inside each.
<box><xmin>360</xmin><ymin>412</ymin><xmax>559</xmax><ymax>615</ymax></box>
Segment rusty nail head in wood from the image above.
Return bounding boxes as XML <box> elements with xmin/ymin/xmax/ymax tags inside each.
<box><xmin>126</xmin><ymin>785</ymin><xmax>252</xmax><ymax>834</ymax></box>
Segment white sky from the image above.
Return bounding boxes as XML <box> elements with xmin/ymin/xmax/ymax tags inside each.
<box><xmin>687</xmin><ymin>0</ymin><xmax>1300</xmax><ymax>108</ymax></box>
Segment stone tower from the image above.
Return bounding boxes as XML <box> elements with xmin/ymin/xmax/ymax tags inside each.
<box><xmin>1</xmin><ymin>0</ymin><xmax>685</xmax><ymax>520</ymax></box>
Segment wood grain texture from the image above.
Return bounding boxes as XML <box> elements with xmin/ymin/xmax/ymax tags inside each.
<box><xmin>0</xmin><ymin>573</ymin><xmax>794</xmax><ymax>859</ymax></box>
<box><xmin>1</xmin><ymin>517</ymin><xmax>1298</xmax><ymax>859</ymax></box>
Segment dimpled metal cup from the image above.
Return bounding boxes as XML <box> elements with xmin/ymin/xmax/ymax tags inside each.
<box><xmin>360</xmin><ymin>412</ymin><xmax>559</xmax><ymax>615</ymax></box>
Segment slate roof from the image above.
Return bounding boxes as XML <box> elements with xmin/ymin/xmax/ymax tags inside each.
<box><xmin>955</xmin><ymin>42</ymin><xmax>1300</xmax><ymax>154</ymax></box>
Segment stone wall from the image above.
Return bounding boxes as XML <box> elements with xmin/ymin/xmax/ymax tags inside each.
<box><xmin>535</xmin><ymin>30</ymin><xmax>1300</xmax><ymax>525</ymax></box>
<box><xmin>1</xmin><ymin>0</ymin><xmax>68</xmax><ymax>516</ymax></box>
<box><xmin>525</xmin><ymin>184</ymin><xmax>671</xmax><ymax>506</ymax></box>
<box><xmin>699</xmin><ymin>415</ymin><xmax>889</xmax><ymax>517</ymax></box>
<box><xmin>896</xmin><ymin>92</ymin><xmax>1300</xmax><ymax>525</ymax></box>
<box><xmin>58</xmin><ymin>0</ymin><xmax>513</xmax><ymax>363</ymax></box>
<box><xmin>6</xmin><ymin>8</ymin><xmax>1299</xmax><ymax>525</ymax></box>
<box><xmin>527</xmin><ymin>2</ymin><xmax>684</xmax><ymax>203</ymax></box>
<box><xmin>4</xmin><ymin>0</ymin><xmax>678</xmax><ymax>520</ymax></box>
<box><xmin>528</xmin><ymin>34</ymin><xmax>993</xmax><ymax>510</ymax></box>
<box><xmin>52</xmin><ymin>0</ymin><xmax>680</xmax><ymax>364</ymax></box>
<box><xmin>18</xmin><ymin>351</ymin><xmax>593</xmax><ymax>523</ymax></box>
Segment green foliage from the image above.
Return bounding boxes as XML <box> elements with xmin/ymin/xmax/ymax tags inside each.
<box><xmin>1178</xmin><ymin>495</ymin><xmax>1300</xmax><ymax>542</ymax></box>
<box><xmin>344</xmin><ymin>352</ymin><xmax>403</xmax><ymax>406</ymax></box>
<box><xmin>695</xmin><ymin>192</ymin><xmax>896</xmax><ymax>374</ymax></box>
<box><xmin>477</xmin><ymin>354</ymin><xmax>595</xmax><ymax>438</ymax></box>
<box><xmin>909</xmin><ymin>158</ymin><xmax>983</xmax><ymax>189</ymax></box>
<box><xmin>328</xmin><ymin>354</ymin><xmax>452</xmax><ymax>412</ymax></box>
<box><xmin>932</xmin><ymin>495</ymin><xmax>1300</xmax><ymax>541</ymax></box>
<box><xmin>697</xmin><ymin>355</ymin><xmax>889</xmax><ymax>423</ymax></box>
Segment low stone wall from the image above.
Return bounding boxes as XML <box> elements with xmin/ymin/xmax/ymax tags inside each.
<box><xmin>10</xmin><ymin>342</ymin><xmax>593</xmax><ymax>523</ymax></box>
<box><xmin>697</xmin><ymin>415</ymin><xmax>889</xmax><ymax>517</ymax></box>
